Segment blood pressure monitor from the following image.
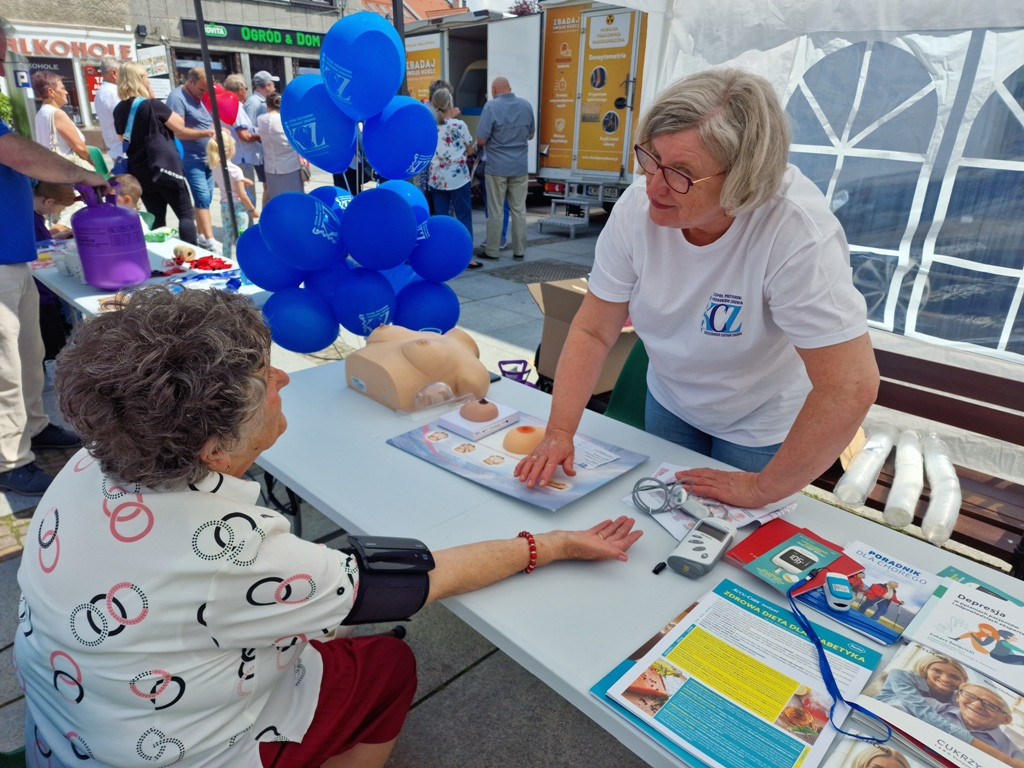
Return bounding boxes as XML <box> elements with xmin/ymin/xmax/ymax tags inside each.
<box><xmin>666</xmin><ymin>517</ymin><xmax>736</xmax><ymax>579</ymax></box>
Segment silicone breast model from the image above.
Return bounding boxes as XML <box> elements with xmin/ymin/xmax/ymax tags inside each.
<box><xmin>459</xmin><ymin>398</ymin><xmax>499</xmax><ymax>422</ymax></box>
<box><xmin>502</xmin><ymin>424</ymin><xmax>546</xmax><ymax>455</ymax></box>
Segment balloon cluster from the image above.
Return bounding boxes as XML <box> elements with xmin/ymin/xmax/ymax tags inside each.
<box><xmin>232</xmin><ymin>12</ymin><xmax>472</xmax><ymax>354</ymax></box>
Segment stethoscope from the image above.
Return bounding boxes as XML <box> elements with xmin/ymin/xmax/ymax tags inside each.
<box><xmin>631</xmin><ymin>476</ymin><xmax>716</xmax><ymax>520</ymax></box>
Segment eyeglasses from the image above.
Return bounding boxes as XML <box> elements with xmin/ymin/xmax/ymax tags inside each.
<box><xmin>633</xmin><ymin>144</ymin><xmax>726</xmax><ymax>195</ymax></box>
<box><xmin>958</xmin><ymin>689</ymin><xmax>1008</xmax><ymax>715</ymax></box>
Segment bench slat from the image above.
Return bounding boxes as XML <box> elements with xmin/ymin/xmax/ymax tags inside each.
<box><xmin>875</xmin><ymin>349</ymin><xmax>1024</xmax><ymax>413</ymax></box>
<box><xmin>876</xmin><ymin>379</ymin><xmax>1024</xmax><ymax>446</ymax></box>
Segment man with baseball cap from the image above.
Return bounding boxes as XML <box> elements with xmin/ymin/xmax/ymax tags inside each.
<box><xmin>244</xmin><ymin>70</ymin><xmax>279</xmax><ymax>206</ymax></box>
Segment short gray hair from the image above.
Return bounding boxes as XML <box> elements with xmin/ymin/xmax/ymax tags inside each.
<box><xmin>223</xmin><ymin>73</ymin><xmax>247</xmax><ymax>95</ymax></box>
<box><xmin>55</xmin><ymin>287</ymin><xmax>273</xmax><ymax>489</ymax></box>
<box><xmin>99</xmin><ymin>56</ymin><xmax>119</xmax><ymax>75</ymax></box>
<box><xmin>636</xmin><ymin>69</ymin><xmax>791</xmax><ymax>216</ymax></box>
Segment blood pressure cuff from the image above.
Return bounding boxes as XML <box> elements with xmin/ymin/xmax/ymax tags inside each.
<box><xmin>340</xmin><ymin>535</ymin><xmax>435</xmax><ymax>625</ymax></box>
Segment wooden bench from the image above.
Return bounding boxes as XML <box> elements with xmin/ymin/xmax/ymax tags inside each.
<box><xmin>814</xmin><ymin>347</ymin><xmax>1024</xmax><ymax>578</ymax></box>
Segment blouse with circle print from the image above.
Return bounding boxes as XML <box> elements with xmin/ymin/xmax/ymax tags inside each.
<box><xmin>428</xmin><ymin>118</ymin><xmax>473</xmax><ymax>191</ymax></box>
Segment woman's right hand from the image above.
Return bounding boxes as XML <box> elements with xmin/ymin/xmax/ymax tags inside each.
<box><xmin>513</xmin><ymin>428</ymin><xmax>576</xmax><ymax>488</ymax></box>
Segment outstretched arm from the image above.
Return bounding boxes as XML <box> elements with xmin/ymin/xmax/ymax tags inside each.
<box><xmin>679</xmin><ymin>332</ymin><xmax>878</xmax><ymax>507</ymax></box>
<box><xmin>425</xmin><ymin>516</ymin><xmax>642</xmax><ymax>604</ymax></box>
<box><xmin>0</xmin><ymin>131</ymin><xmax>109</xmax><ymax>191</ymax></box>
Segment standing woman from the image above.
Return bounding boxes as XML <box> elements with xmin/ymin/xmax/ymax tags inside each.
<box><xmin>515</xmin><ymin>69</ymin><xmax>879</xmax><ymax>508</ymax></box>
<box><xmin>112</xmin><ymin>63</ymin><xmax>207</xmax><ymax>245</ymax></box>
<box><xmin>257</xmin><ymin>92</ymin><xmax>303</xmax><ymax>204</ymax></box>
<box><xmin>427</xmin><ymin>88</ymin><xmax>477</xmax><ymax>245</ymax></box>
<box><xmin>31</xmin><ymin>71</ymin><xmax>91</xmax><ymax>168</ymax></box>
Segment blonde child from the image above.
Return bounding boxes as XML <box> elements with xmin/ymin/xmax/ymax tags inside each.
<box><xmin>109</xmin><ymin>173</ymin><xmax>153</xmax><ymax>230</ymax></box>
<box><xmin>205</xmin><ymin>129</ymin><xmax>257</xmax><ymax>248</ymax></box>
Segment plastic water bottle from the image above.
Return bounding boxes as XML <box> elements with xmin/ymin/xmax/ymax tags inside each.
<box><xmin>921</xmin><ymin>434</ymin><xmax>961</xmax><ymax>545</ymax></box>
<box><xmin>883</xmin><ymin>430</ymin><xmax>923</xmax><ymax>529</ymax></box>
<box><xmin>834</xmin><ymin>426</ymin><xmax>897</xmax><ymax>506</ymax></box>
<box><xmin>71</xmin><ymin>182</ymin><xmax>149</xmax><ymax>290</ymax></box>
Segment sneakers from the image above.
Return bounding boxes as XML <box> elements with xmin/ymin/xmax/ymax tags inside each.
<box><xmin>31</xmin><ymin>423</ymin><xmax>82</xmax><ymax>451</ymax></box>
<box><xmin>0</xmin><ymin>462</ymin><xmax>53</xmax><ymax>496</ymax></box>
<box><xmin>198</xmin><ymin>235</ymin><xmax>222</xmax><ymax>254</ymax></box>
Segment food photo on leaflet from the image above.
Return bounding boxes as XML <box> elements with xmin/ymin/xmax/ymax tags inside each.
<box><xmin>14</xmin><ymin>284</ymin><xmax>644</xmax><ymax>768</ymax></box>
<box><xmin>513</xmin><ymin>68</ymin><xmax>880</xmax><ymax>512</ymax></box>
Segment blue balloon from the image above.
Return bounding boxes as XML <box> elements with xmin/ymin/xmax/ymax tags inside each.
<box><xmin>304</xmin><ymin>259</ymin><xmax>352</xmax><ymax>302</ymax></box>
<box><xmin>363</xmin><ymin>96</ymin><xmax>437</xmax><ymax>181</ymax></box>
<box><xmin>379</xmin><ymin>261</ymin><xmax>417</xmax><ymax>294</ymax></box>
<box><xmin>331</xmin><ymin>267</ymin><xmax>397</xmax><ymax>336</ymax></box>
<box><xmin>262</xmin><ymin>287</ymin><xmax>339</xmax><ymax>354</ymax></box>
<box><xmin>339</xmin><ymin>186</ymin><xmax>417</xmax><ymax>270</ymax></box>
<box><xmin>394</xmin><ymin>280</ymin><xmax>461</xmax><ymax>333</ymax></box>
<box><xmin>260</xmin><ymin>192</ymin><xmax>345</xmax><ymax>271</ymax></box>
<box><xmin>380</xmin><ymin>179</ymin><xmax>429</xmax><ymax>227</ymax></box>
<box><xmin>320</xmin><ymin>12</ymin><xmax>405</xmax><ymax>121</ymax></box>
<box><xmin>236</xmin><ymin>226</ymin><xmax>308</xmax><ymax>291</ymax></box>
<box><xmin>308</xmin><ymin>185</ymin><xmax>355</xmax><ymax>220</ymax></box>
<box><xmin>408</xmin><ymin>216</ymin><xmax>473</xmax><ymax>282</ymax></box>
<box><xmin>281</xmin><ymin>74</ymin><xmax>358</xmax><ymax>174</ymax></box>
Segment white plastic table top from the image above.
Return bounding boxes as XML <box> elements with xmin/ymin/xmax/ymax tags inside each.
<box><xmin>256</xmin><ymin>360</ymin><xmax>1020</xmax><ymax>768</ymax></box>
<box><xmin>31</xmin><ymin>238</ymin><xmax>266</xmax><ymax>316</ymax></box>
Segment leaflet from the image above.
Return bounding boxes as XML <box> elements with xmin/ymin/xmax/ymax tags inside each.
<box><xmin>603</xmin><ymin>580</ymin><xmax>881</xmax><ymax>768</ymax></box>
<box><xmin>903</xmin><ymin>583</ymin><xmax>1024</xmax><ymax>695</ymax></box>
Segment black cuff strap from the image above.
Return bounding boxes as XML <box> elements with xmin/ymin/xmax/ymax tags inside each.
<box><xmin>340</xmin><ymin>535</ymin><xmax>435</xmax><ymax>625</ymax></box>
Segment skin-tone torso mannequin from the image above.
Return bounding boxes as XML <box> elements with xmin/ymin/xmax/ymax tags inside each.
<box><xmin>345</xmin><ymin>325</ymin><xmax>491</xmax><ymax>412</ymax></box>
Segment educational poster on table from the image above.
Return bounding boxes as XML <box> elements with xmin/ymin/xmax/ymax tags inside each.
<box><xmin>600</xmin><ymin>580</ymin><xmax>881</xmax><ymax>768</ymax></box>
<box><xmin>387</xmin><ymin>411</ymin><xmax>647</xmax><ymax>511</ymax></box>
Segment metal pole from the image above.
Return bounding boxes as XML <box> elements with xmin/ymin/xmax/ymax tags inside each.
<box><xmin>193</xmin><ymin>0</ymin><xmax>239</xmax><ymax>255</ymax></box>
<box><xmin>390</xmin><ymin>0</ymin><xmax>408</xmax><ymax>96</ymax></box>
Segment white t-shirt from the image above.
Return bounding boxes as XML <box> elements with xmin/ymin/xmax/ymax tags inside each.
<box><xmin>212</xmin><ymin>159</ymin><xmax>244</xmax><ymax>199</ymax></box>
<box><xmin>16</xmin><ymin>450</ymin><xmax>359</xmax><ymax>767</ymax></box>
<box><xmin>588</xmin><ymin>165</ymin><xmax>868</xmax><ymax>446</ymax></box>
<box><xmin>94</xmin><ymin>81</ymin><xmax>122</xmax><ymax>158</ymax></box>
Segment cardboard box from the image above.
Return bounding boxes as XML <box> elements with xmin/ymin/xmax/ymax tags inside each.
<box><xmin>526</xmin><ymin>278</ymin><xmax>637</xmax><ymax>395</ymax></box>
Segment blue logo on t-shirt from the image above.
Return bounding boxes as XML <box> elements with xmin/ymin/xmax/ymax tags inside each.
<box><xmin>701</xmin><ymin>293</ymin><xmax>743</xmax><ymax>337</ymax></box>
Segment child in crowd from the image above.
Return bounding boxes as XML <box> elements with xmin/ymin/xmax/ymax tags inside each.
<box><xmin>32</xmin><ymin>181</ymin><xmax>77</xmax><ymax>242</ymax></box>
<box><xmin>206</xmin><ymin>129</ymin><xmax>257</xmax><ymax>249</ymax></box>
<box><xmin>110</xmin><ymin>173</ymin><xmax>153</xmax><ymax>230</ymax></box>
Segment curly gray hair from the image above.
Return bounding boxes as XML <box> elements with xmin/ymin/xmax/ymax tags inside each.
<box><xmin>55</xmin><ymin>287</ymin><xmax>272</xmax><ymax>489</ymax></box>
<box><xmin>635</xmin><ymin>68</ymin><xmax>791</xmax><ymax>216</ymax></box>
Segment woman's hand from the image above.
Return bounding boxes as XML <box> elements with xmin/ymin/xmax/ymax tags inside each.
<box><xmin>513</xmin><ymin>428</ymin><xmax>576</xmax><ymax>488</ymax></box>
<box><xmin>674</xmin><ymin>467</ymin><xmax>771</xmax><ymax>508</ymax></box>
<box><xmin>538</xmin><ymin>516</ymin><xmax>643</xmax><ymax>564</ymax></box>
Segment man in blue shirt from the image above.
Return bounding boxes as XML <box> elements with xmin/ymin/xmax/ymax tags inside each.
<box><xmin>166</xmin><ymin>67</ymin><xmax>218</xmax><ymax>251</ymax></box>
<box><xmin>476</xmin><ymin>77</ymin><xmax>535</xmax><ymax>261</ymax></box>
<box><xmin>0</xmin><ymin>19</ymin><xmax>110</xmax><ymax>496</ymax></box>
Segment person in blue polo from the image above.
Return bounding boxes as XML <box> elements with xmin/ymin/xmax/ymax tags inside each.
<box><xmin>0</xmin><ymin>18</ymin><xmax>110</xmax><ymax>496</ymax></box>
<box><xmin>167</xmin><ymin>67</ymin><xmax>219</xmax><ymax>251</ymax></box>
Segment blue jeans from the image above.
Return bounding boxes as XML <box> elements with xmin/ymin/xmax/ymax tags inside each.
<box><xmin>644</xmin><ymin>393</ymin><xmax>781</xmax><ymax>472</ymax></box>
<box><xmin>429</xmin><ymin>185</ymin><xmax>473</xmax><ymax>238</ymax></box>
<box><xmin>183</xmin><ymin>157</ymin><xmax>213</xmax><ymax>209</ymax></box>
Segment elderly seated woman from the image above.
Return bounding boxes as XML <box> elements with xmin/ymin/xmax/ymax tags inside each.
<box><xmin>14</xmin><ymin>286</ymin><xmax>641</xmax><ymax>768</ymax></box>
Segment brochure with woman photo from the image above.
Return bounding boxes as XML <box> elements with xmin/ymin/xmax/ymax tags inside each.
<box><xmin>855</xmin><ymin>641</ymin><xmax>1024</xmax><ymax>768</ymax></box>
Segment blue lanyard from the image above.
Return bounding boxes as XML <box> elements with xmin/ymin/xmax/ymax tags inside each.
<box><xmin>786</xmin><ymin>580</ymin><xmax>893</xmax><ymax>744</ymax></box>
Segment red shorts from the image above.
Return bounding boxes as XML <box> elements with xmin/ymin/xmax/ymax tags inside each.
<box><xmin>260</xmin><ymin>635</ymin><xmax>417</xmax><ymax>768</ymax></box>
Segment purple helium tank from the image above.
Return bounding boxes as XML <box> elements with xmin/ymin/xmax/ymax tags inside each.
<box><xmin>71</xmin><ymin>183</ymin><xmax>150</xmax><ymax>290</ymax></box>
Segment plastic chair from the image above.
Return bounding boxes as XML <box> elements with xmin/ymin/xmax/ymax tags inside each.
<box><xmin>139</xmin><ymin>210</ymin><xmax>156</xmax><ymax>230</ymax></box>
<box><xmin>603</xmin><ymin>339</ymin><xmax>648</xmax><ymax>430</ymax></box>
<box><xmin>86</xmin><ymin>146</ymin><xmax>108</xmax><ymax>176</ymax></box>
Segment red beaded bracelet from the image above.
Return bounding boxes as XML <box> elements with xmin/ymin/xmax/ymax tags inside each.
<box><xmin>518</xmin><ymin>531</ymin><xmax>537</xmax><ymax>574</ymax></box>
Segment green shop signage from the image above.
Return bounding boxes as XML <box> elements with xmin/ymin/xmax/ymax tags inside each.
<box><xmin>181</xmin><ymin>19</ymin><xmax>323</xmax><ymax>49</ymax></box>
